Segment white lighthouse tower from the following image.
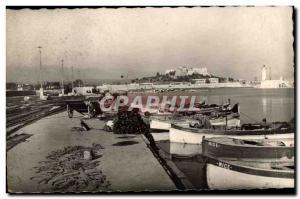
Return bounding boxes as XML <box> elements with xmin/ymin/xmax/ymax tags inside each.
<box><xmin>261</xmin><ymin>65</ymin><xmax>268</xmax><ymax>81</ymax></box>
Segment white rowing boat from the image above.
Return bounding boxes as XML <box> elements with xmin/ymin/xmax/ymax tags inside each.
<box><xmin>150</xmin><ymin>116</ymin><xmax>240</xmax><ymax>131</ymax></box>
<box><xmin>206</xmin><ymin>156</ymin><xmax>294</xmax><ymax>190</ymax></box>
<box><xmin>170</xmin><ymin>122</ymin><xmax>294</xmax><ymax>144</ymax></box>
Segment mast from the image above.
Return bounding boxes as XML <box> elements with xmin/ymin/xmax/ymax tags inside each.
<box><xmin>61</xmin><ymin>59</ymin><xmax>64</xmax><ymax>95</ymax></box>
<box><xmin>37</xmin><ymin>46</ymin><xmax>44</xmax><ymax>98</ymax></box>
<box><xmin>225</xmin><ymin>98</ymin><xmax>230</xmax><ymax>130</ymax></box>
<box><xmin>78</xmin><ymin>69</ymin><xmax>81</xmax><ymax>87</ymax></box>
<box><xmin>225</xmin><ymin>105</ymin><xmax>228</xmax><ymax>130</ymax></box>
<box><xmin>71</xmin><ymin>65</ymin><xmax>74</xmax><ymax>91</ymax></box>
<box><xmin>38</xmin><ymin>46</ymin><xmax>43</xmax><ymax>90</ymax></box>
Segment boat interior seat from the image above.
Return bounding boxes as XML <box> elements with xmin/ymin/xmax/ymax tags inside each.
<box><xmin>265</xmin><ymin>141</ymin><xmax>286</xmax><ymax>147</ymax></box>
<box><xmin>271</xmin><ymin>165</ymin><xmax>294</xmax><ymax>171</ymax></box>
<box><xmin>240</xmin><ymin>140</ymin><xmax>264</xmax><ymax>146</ymax></box>
<box><xmin>238</xmin><ymin>139</ymin><xmax>286</xmax><ymax>147</ymax></box>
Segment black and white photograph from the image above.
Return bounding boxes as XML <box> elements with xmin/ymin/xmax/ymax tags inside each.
<box><xmin>5</xmin><ymin>5</ymin><xmax>295</xmax><ymax>194</ymax></box>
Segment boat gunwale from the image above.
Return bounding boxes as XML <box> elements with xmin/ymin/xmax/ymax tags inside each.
<box><xmin>150</xmin><ymin>116</ymin><xmax>240</xmax><ymax>124</ymax></box>
<box><xmin>202</xmin><ymin>137</ymin><xmax>294</xmax><ymax>148</ymax></box>
<box><xmin>150</xmin><ymin>117</ymin><xmax>184</xmax><ymax>122</ymax></box>
<box><xmin>171</xmin><ymin>123</ymin><xmax>293</xmax><ymax>136</ymax></box>
<box><xmin>206</xmin><ymin>156</ymin><xmax>294</xmax><ymax>179</ymax></box>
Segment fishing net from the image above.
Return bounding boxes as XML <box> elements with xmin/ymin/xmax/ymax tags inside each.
<box><xmin>113</xmin><ymin>109</ymin><xmax>150</xmax><ymax>134</ymax></box>
<box><xmin>30</xmin><ymin>144</ymin><xmax>110</xmax><ymax>192</ymax></box>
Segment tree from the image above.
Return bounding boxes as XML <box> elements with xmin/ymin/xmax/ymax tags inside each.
<box><xmin>73</xmin><ymin>79</ymin><xmax>83</xmax><ymax>87</ymax></box>
<box><xmin>169</xmin><ymin>70</ymin><xmax>176</xmax><ymax>76</ymax></box>
<box><xmin>65</xmin><ymin>83</ymin><xmax>73</xmax><ymax>93</ymax></box>
<box><xmin>6</xmin><ymin>83</ymin><xmax>17</xmax><ymax>90</ymax></box>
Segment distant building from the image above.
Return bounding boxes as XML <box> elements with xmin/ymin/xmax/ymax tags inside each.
<box><xmin>208</xmin><ymin>78</ymin><xmax>219</xmax><ymax>84</ymax></box>
<box><xmin>260</xmin><ymin>66</ymin><xmax>293</xmax><ymax>88</ymax></box>
<box><xmin>73</xmin><ymin>86</ymin><xmax>94</xmax><ymax>95</ymax></box>
<box><xmin>187</xmin><ymin>67</ymin><xmax>209</xmax><ymax>76</ymax></box>
<box><xmin>260</xmin><ymin>80</ymin><xmax>292</xmax><ymax>88</ymax></box>
<box><xmin>193</xmin><ymin>79</ymin><xmax>206</xmax><ymax>84</ymax></box>
<box><xmin>167</xmin><ymin>66</ymin><xmax>209</xmax><ymax>77</ymax></box>
<box><xmin>139</xmin><ymin>83</ymin><xmax>154</xmax><ymax>89</ymax></box>
<box><xmin>176</xmin><ymin>66</ymin><xmax>189</xmax><ymax>76</ymax></box>
<box><xmin>17</xmin><ymin>84</ymin><xmax>34</xmax><ymax>91</ymax></box>
<box><xmin>238</xmin><ymin>79</ymin><xmax>246</xmax><ymax>84</ymax></box>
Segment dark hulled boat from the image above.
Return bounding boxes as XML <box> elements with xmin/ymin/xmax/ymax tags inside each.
<box><xmin>202</xmin><ymin>137</ymin><xmax>294</xmax><ymax>159</ymax></box>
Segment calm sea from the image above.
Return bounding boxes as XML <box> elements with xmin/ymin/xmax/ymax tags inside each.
<box><xmin>161</xmin><ymin>87</ymin><xmax>294</xmax><ymax>123</ymax></box>
<box><xmin>154</xmin><ymin>87</ymin><xmax>295</xmax><ymax>190</ymax></box>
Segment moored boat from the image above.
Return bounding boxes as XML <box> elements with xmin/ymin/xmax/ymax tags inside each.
<box><xmin>149</xmin><ymin>113</ymin><xmax>186</xmax><ymax>131</ymax></box>
<box><xmin>202</xmin><ymin>137</ymin><xmax>294</xmax><ymax>159</ymax></box>
<box><xmin>150</xmin><ymin>118</ymin><xmax>172</xmax><ymax>131</ymax></box>
<box><xmin>209</xmin><ymin>117</ymin><xmax>241</xmax><ymax>127</ymax></box>
<box><xmin>190</xmin><ymin>114</ymin><xmax>240</xmax><ymax>128</ymax></box>
<box><xmin>179</xmin><ymin>102</ymin><xmax>239</xmax><ymax>116</ymax></box>
<box><xmin>150</xmin><ymin>117</ymin><xmax>241</xmax><ymax>132</ymax></box>
<box><xmin>150</xmin><ymin>110</ymin><xmax>241</xmax><ymax>132</ymax></box>
<box><xmin>170</xmin><ymin>121</ymin><xmax>294</xmax><ymax>144</ymax></box>
<box><xmin>205</xmin><ymin>156</ymin><xmax>294</xmax><ymax>189</ymax></box>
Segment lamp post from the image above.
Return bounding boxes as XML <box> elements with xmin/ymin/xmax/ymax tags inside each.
<box><xmin>61</xmin><ymin>59</ymin><xmax>65</xmax><ymax>95</ymax></box>
<box><xmin>38</xmin><ymin>46</ymin><xmax>43</xmax><ymax>98</ymax></box>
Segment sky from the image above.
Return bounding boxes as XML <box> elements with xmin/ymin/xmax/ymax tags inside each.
<box><xmin>6</xmin><ymin>7</ymin><xmax>294</xmax><ymax>83</ymax></box>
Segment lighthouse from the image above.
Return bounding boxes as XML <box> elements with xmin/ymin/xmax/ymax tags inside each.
<box><xmin>261</xmin><ymin>65</ymin><xmax>268</xmax><ymax>81</ymax></box>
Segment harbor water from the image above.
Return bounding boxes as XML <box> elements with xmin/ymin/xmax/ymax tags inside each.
<box><xmin>151</xmin><ymin>87</ymin><xmax>294</xmax><ymax>189</ymax></box>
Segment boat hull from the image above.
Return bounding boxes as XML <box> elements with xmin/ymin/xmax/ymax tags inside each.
<box><xmin>206</xmin><ymin>158</ymin><xmax>294</xmax><ymax>190</ymax></box>
<box><xmin>202</xmin><ymin>138</ymin><xmax>294</xmax><ymax>159</ymax></box>
<box><xmin>150</xmin><ymin>117</ymin><xmax>240</xmax><ymax>131</ymax></box>
<box><xmin>210</xmin><ymin>118</ymin><xmax>240</xmax><ymax>127</ymax></box>
<box><xmin>150</xmin><ymin>119</ymin><xmax>171</xmax><ymax>131</ymax></box>
<box><xmin>151</xmin><ymin>132</ymin><xmax>170</xmax><ymax>142</ymax></box>
<box><xmin>170</xmin><ymin>124</ymin><xmax>294</xmax><ymax>144</ymax></box>
<box><xmin>170</xmin><ymin>142</ymin><xmax>202</xmax><ymax>157</ymax></box>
